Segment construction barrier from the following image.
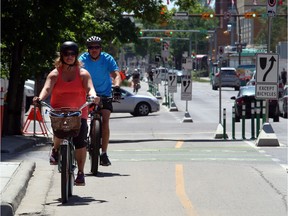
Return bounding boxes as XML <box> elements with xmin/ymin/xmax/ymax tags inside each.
<box><xmin>22</xmin><ymin>106</ymin><xmax>48</xmax><ymax>136</ymax></box>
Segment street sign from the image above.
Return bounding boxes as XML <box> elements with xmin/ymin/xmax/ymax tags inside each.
<box><xmin>161</xmin><ymin>41</ymin><xmax>170</xmax><ymax>58</ymax></box>
<box><xmin>182</xmin><ymin>57</ymin><xmax>193</xmax><ymax>70</ymax></box>
<box><xmin>154</xmin><ymin>69</ymin><xmax>161</xmax><ymax>84</ymax></box>
<box><xmin>267</xmin><ymin>0</ymin><xmax>277</xmax><ymax>17</ymax></box>
<box><xmin>181</xmin><ymin>78</ymin><xmax>192</xmax><ymax>101</ymax></box>
<box><xmin>173</xmin><ymin>12</ymin><xmax>188</xmax><ymax>20</ymax></box>
<box><xmin>256</xmin><ymin>53</ymin><xmax>279</xmax><ymax>99</ymax></box>
<box><xmin>168</xmin><ymin>74</ymin><xmax>177</xmax><ymax>93</ymax></box>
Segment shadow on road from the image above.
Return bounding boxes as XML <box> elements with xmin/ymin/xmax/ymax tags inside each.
<box><xmin>86</xmin><ymin>171</ymin><xmax>130</xmax><ymax>178</ymax></box>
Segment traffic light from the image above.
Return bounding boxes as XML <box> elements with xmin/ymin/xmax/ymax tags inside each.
<box><xmin>202</xmin><ymin>12</ymin><xmax>214</xmax><ymax>19</ymax></box>
<box><xmin>154</xmin><ymin>37</ymin><xmax>163</xmax><ymax>43</ymax></box>
<box><xmin>160</xmin><ymin>6</ymin><xmax>167</xmax><ymax>15</ymax></box>
<box><xmin>139</xmin><ymin>30</ymin><xmax>143</xmax><ymax>36</ymax></box>
<box><xmin>165</xmin><ymin>30</ymin><xmax>173</xmax><ymax>36</ymax></box>
<box><xmin>244</xmin><ymin>12</ymin><xmax>259</xmax><ymax>18</ymax></box>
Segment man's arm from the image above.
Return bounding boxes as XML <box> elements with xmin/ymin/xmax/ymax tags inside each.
<box><xmin>111</xmin><ymin>71</ymin><xmax>122</xmax><ymax>87</ymax></box>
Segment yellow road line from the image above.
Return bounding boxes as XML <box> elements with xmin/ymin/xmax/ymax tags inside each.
<box><xmin>175</xmin><ymin>140</ymin><xmax>184</xmax><ymax>148</ymax></box>
<box><xmin>175</xmin><ymin>165</ymin><xmax>198</xmax><ymax>216</ymax></box>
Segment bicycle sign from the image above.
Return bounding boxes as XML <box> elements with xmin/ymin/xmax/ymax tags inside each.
<box><xmin>168</xmin><ymin>74</ymin><xmax>177</xmax><ymax>93</ymax></box>
<box><xmin>256</xmin><ymin>53</ymin><xmax>279</xmax><ymax>99</ymax></box>
<box><xmin>154</xmin><ymin>69</ymin><xmax>161</xmax><ymax>84</ymax></box>
<box><xmin>181</xmin><ymin>78</ymin><xmax>192</xmax><ymax>101</ymax></box>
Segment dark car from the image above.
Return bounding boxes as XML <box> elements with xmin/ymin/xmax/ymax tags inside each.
<box><xmin>230</xmin><ymin>86</ymin><xmax>280</xmax><ymax>122</ymax></box>
<box><xmin>279</xmin><ymin>85</ymin><xmax>288</xmax><ymax>118</ymax></box>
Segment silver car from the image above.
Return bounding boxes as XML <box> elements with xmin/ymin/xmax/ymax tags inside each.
<box><xmin>212</xmin><ymin>67</ymin><xmax>240</xmax><ymax>91</ymax></box>
<box><xmin>112</xmin><ymin>87</ymin><xmax>160</xmax><ymax>116</ymax></box>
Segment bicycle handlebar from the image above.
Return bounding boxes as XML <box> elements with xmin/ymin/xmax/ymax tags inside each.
<box><xmin>36</xmin><ymin>96</ymin><xmax>96</xmax><ymax>117</ymax></box>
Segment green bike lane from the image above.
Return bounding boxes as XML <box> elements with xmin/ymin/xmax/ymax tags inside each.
<box><xmin>108</xmin><ymin>141</ymin><xmax>277</xmax><ymax>163</ymax></box>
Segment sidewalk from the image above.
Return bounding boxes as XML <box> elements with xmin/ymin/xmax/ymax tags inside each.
<box><xmin>1</xmin><ymin>135</ymin><xmax>50</xmax><ymax>216</ymax></box>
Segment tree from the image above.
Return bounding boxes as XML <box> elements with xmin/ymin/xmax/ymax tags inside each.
<box><xmin>1</xmin><ymin>0</ymin><xmax>165</xmax><ymax>135</ymax></box>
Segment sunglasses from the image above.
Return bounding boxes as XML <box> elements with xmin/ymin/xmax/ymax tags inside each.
<box><xmin>63</xmin><ymin>51</ymin><xmax>76</xmax><ymax>57</ymax></box>
<box><xmin>88</xmin><ymin>46</ymin><xmax>101</xmax><ymax>50</ymax></box>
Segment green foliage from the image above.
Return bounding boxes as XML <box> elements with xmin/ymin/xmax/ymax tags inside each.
<box><xmin>1</xmin><ymin>0</ymin><xmax>167</xmax><ymax>135</ymax></box>
<box><xmin>254</xmin><ymin>7</ymin><xmax>287</xmax><ymax>52</ymax></box>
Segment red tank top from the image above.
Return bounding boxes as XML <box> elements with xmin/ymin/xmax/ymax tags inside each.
<box><xmin>50</xmin><ymin>67</ymin><xmax>88</xmax><ymax>119</ymax></box>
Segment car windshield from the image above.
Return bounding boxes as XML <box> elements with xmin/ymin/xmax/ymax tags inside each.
<box><xmin>239</xmin><ymin>87</ymin><xmax>255</xmax><ymax>96</ymax></box>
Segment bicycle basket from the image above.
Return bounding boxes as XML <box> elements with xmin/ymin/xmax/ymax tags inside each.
<box><xmin>50</xmin><ymin>110</ymin><xmax>81</xmax><ymax>139</ymax></box>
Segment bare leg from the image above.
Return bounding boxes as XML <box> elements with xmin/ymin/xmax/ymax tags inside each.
<box><xmin>100</xmin><ymin>109</ymin><xmax>111</xmax><ymax>153</ymax></box>
<box><xmin>75</xmin><ymin>147</ymin><xmax>86</xmax><ymax>173</ymax></box>
<box><xmin>53</xmin><ymin>136</ymin><xmax>62</xmax><ymax>149</ymax></box>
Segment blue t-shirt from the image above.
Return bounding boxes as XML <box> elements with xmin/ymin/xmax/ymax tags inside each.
<box><xmin>79</xmin><ymin>52</ymin><xmax>119</xmax><ymax>97</ymax></box>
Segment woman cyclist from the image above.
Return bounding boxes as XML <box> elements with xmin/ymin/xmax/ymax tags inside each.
<box><xmin>33</xmin><ymin>41</ymin><xmax>99</xmax><ymax>186</ymax></box>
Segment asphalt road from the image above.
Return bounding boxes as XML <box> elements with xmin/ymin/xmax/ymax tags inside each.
<box><xmin>11</xmin><ymin>80</ymin><xmax>288</xmax><ymax>216</ymax></box>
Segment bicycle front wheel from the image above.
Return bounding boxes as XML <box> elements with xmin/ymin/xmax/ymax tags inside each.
<box><xmin>68</xmin><ymin>142</ymin><xmax>75</xmax><ymax>197</ymax></box>
<box><xmin>61</xmin><ymin>144</ymin><xmax>69</xmax><ymax>203</ymax></box>
<box><xmin>89</xmin><ymin>118</ymin><xmax>101</xmax><ymax>175</ymax></box>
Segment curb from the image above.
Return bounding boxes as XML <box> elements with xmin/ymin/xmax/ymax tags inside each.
<box><xmin>1</xmin><ymin>161</ymin><xmax>36</xmax><ymax>216</ymax></box>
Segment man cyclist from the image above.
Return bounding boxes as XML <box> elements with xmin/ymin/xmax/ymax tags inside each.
<box><xmin>132</xmin><ymin>68</ymin><xmax>140</xmax><ymax>93</ymax></box>
<box><xmin>33</xmin><ymin>41</ymin><xmax>99</xmax><ymax>185</ymax></box>
<box><xmin>79</xmin><ymin>36</ymin><xmax>122</xmax><ymax>166</ymax></box>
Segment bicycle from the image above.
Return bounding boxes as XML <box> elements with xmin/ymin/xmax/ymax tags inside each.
<box><xmin>88</xmin><ymin>100</ymin><xmax>104</xmax><ymax>176</ymax></box>
<box><xmin>38</xmin><ymin>98</ymin><xmax>94</xmax><ymax>203</ymax></box>
<box><xmin>133</xmin><ymin>79</ymin><xmax>141</xmax><ymax>93</ymax></box>
<box><xmin>88</xmin><ymin>91</ymin><xmax>121</xmax><ymax>176</ymax></box>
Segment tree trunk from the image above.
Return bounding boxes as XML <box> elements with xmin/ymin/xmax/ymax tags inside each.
<box><xmin>3</xmin><ymin>41</ymin><xmax>25</xmax><ymax>135</ymax></box>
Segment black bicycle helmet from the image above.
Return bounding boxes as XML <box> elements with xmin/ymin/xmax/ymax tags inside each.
<box><xmin>86</xmin><ymin>36</ymin><xmax>102</xmax><ymax>46</ymax></box>
<box><xmin>60</xmin><ymin>41</ymin><xmax>79</xmax><ymax>55</ymax></box>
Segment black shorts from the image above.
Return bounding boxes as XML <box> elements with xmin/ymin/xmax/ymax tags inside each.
<box><xmin>73</xmin><ymin>118</ymin><xmax>88</xmax><ymax>149</ymax></box>
<box><xmin>99</xmin><ymin>97</ymin><xmax>113</xmax><ymax>112</ymax></box>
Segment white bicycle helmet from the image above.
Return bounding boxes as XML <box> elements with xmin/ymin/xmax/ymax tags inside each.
<box><xmin>86</xmin><ymin>36</ymin><xmax>102</xmax><ymax>46</ymax></box>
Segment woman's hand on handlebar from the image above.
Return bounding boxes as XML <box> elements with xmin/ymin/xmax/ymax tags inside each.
<box><xmin>32</xmin><ymin>96</ymin><xmax>41</xmax><ymax>106</ymax></box>
<box><xmin>87</xmin><ymin>95</ymin><xmax>100</xmax><ymax>104</ymax></box>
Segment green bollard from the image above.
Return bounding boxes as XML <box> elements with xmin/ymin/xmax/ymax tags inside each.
<box><xmin>232</xmin><ymin>106</ymin><xmax>235</xmax><ymax>140</ymax></box>
<box><xmin>262</xmin><ymin>100</ymin><xmax>266</xmax><ymax>124</ymax></box>
<box><xmin>251</xmin><ymin>102</ymin><xmax>255</xmax><ymax>140</ymax></box>
<box><xmin>148</xmin><ymin>81</ymin><xmax>152</xmax><ymax>93</ymax></box>
<box><xmin>223</xmin><ymin>108</ymin><xmax>227</xmax><ymax>140</ymax></box>
<box><xmin>153</xmin><ymin>83</ymin><xmax>156</xmax><ymax>95</ymax></box>
<box><xmin>256</xmin><ymin>101</ymin><xmax>261</xmax><ymax>137</ymax></box>
<box><xmin>242</xmin><ymin>104</ymin><xmax>246</xmax><ymax>139</ymax></box>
